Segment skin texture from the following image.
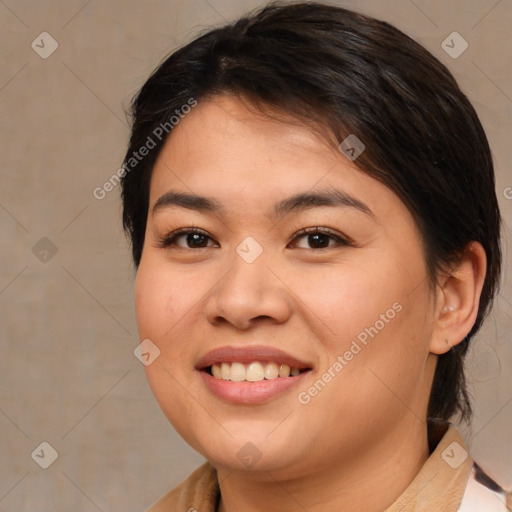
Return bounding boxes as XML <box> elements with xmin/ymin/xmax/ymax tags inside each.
<box><xmin>134</xmin><ymin>95</ymin><xmax>486</xmax><ymax>511</ymax></box>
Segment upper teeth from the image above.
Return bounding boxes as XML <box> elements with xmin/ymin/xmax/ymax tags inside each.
<box><xmin>211</xmin><ymin>362</ymin><xmax>301</xmax><ymax>382</ymax></box>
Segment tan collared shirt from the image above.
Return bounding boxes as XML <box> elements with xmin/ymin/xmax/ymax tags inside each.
<box><xmin>147</xmin><ymin>423</ymin><xmax>510</xmax><ymax>511</ymax></box>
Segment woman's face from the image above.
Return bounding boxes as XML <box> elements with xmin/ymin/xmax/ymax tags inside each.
<box><xmin>135</xmin><ymin>94</ymin><xmax>438</xmax><ymax>478</ymax></box>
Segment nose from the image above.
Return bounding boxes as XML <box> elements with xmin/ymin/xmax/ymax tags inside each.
<box><xmin>203</xmin><ymin>252</ymin><xmax>292</xmax><ymax>330</ymax></box>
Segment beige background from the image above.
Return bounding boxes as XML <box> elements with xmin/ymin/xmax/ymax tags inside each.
<box><xmin>0</xmin><ymin>0</ymin><xmax>511</xmax><ymax>510</ymax></box>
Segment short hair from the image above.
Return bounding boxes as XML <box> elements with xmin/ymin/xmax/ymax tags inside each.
<box><xmin>121</xmin><ymin>1</ymin><xmax>502</xmax><ymax>422</ymax></box>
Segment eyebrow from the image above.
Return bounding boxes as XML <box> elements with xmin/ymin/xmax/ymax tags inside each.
<box><xmin>273</xmin><ymin>188</ymin><xmax>374</xmax><ymax>218</ymax></box>
<box><xmin>152</xmin><ymin>188</ymin><xmax>374</xmax><ymax>219</ymax></box>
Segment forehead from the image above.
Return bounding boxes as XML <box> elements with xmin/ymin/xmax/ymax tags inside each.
<box><xmin>149</xmin><ymin>95</ymin><xmax>384</xmax><ymax>206</ymax></box>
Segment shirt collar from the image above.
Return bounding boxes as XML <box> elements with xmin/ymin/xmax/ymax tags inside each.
<box><xmin>383</xmin><ymin>421</ymin><xmax>473</xmax><ymax>512</ymax></box>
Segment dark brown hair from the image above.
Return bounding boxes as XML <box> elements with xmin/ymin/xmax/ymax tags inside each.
<box><xmin>121</xmin><ymin>1</ymin><xmax>501</xmax><ymax>422</ymax></box>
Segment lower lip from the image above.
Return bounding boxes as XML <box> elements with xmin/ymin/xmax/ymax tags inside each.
<box><xmin>199</xmin><ymin>370</ymin><xmax>311</xmax><ymax>405</ymax></box>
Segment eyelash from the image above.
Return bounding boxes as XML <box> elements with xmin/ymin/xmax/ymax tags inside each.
<box><xmin>157</xmin><ymin>226</ymin><xmax>214</xmax><ymax>249</ymax></box>
<box><xmin>156</xmin><ymin>226</ymin><xmax>352</xmax><ymax>250</ymax></box>
<box><xmin>289</xmin><ymin>226</ymin><xmax>351</xmax><ymax>248</ymax></box>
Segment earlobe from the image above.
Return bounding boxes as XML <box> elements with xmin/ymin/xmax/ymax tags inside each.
<box><xmin>430</xmin><ymin>242</ymin><xmax>487</xmax><ymax>355</ymax></box>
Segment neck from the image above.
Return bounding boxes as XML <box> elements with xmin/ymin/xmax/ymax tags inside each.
<box><xmin>217</xmin><ymin>420</ymin><xmax>430</xmax><ymax>512</ymax></box>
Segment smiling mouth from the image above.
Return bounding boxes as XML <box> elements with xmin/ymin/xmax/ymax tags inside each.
<box><xmin>206</xmin><ymin>361</ymin><xmax>311</xmax><ymax>382</ymax></box>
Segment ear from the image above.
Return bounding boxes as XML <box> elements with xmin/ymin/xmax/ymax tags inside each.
<box><xmin>430</xmin><ymin>242</ymin><xmax>487</xmax><ymax>355</ymax></box>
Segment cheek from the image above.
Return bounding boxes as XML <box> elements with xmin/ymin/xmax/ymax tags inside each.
<box><xmin>134</xmin><ymin>256</ymin><xmax>217</xmax><ymax>376</ymax></box>
<box><xmin>134</xmin><ymin>268</ymin><xmax>168</xmax><ymax>340</ymax></box>
<box><xmin>294</xmin><ymin>253</ymin><xmax>432</xmax><ymax>404</ymax></box>
<box><xmin>134</xmin><ymin>261</ymin><xmax>197</xmax><ymax>421</ymax></box>
<box><xmin>134</xmin><ymin>258</ymin><xmax>193</xmax><ymax>340</ymax></box>
<box><xmin>287</xmin><ymin>258</ymin><xmax>407</xmax><ymax>348</ymax></box>
<box><xmin>134</xmin><ymin>265</ymin><xmax>190</xmax><ymax>390</ymax></box>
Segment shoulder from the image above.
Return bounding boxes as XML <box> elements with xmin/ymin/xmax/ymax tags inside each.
<box><xmin>458</xmin><ymin>463</ymin><xmax>511</xmax><ymax>511</ymax></box>
<box><xmin>145</xmin><ymin>462</ymin><xmax>219</xmax><ymax>512</ymax></box>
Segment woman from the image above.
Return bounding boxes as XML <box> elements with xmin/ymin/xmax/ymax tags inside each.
<box><xmin>120</xmin><ymin>2</ymin><xmax>510</xmax><ymax>510</ymax></box>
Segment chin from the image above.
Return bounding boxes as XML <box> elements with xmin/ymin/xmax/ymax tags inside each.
<box><xmin>191</xmin><ymin>428</ymin><xmax>308</xmax><ymax>474</ymax></box>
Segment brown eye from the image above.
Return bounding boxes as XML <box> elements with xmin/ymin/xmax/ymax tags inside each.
<box><xmin>305</xmin><ymin>233</ymin><xmax>331</xmax><ymax>248</ymax></box>
<box><xmin>289</xmin><ymin>227</ymin><xmax>350</xmax><ymax>250</ymax></box>
<box><xmin>158</xmin><ymin>228</ymin><xmax>218</xmax><ymax>249</ymax></box>
<box><xmin>181</xmin><ymin>232</ymin><xmax>210</xmax><ymax>248</ymax></box>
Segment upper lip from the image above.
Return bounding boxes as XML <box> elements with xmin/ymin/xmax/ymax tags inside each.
<box><xmin>196</xmin><ymin>345</ymin><xmax>313</xmax><ymax>370</ymax></box>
